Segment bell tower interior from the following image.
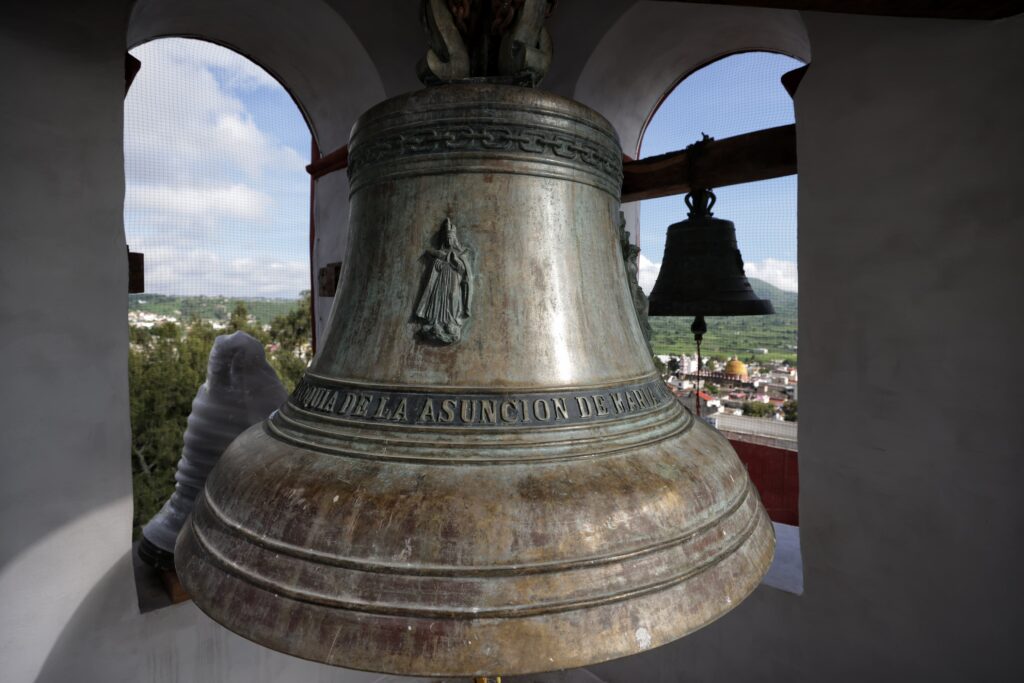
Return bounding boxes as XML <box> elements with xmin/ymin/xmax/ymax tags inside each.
<box><xmin>1</xmin><ymin>1</ymin><xmax>1022</xmax><ymax>682</ymax></box>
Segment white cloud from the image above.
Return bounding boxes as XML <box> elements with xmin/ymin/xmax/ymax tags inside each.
<box><xmin>638</xmin><ymin>253</ymin><xmax>661</xmax><ymax>295</ymax></box>
<box><xmin>124</xmin><ymin>38</ymin><xmax>310</xmax><ymax>299</ymax></box>
<box><xmin>126</xmin><ymin>183</ymin><xmax>271</xmax><ymax>221</ymax></box>
<box><xmin>125</xmin><ymin>38</ymin><xmax>306</xmax><ymax>185</ymax></box>
<box><xmin>130</xmin><ymin>242</ymin><xmax>308</xmax><ymax>299</ymax></box>
<box><xmin>744</xmin><ymin>258</ymin><xmax>799</xmax><ymax>292</ymax></box>
<box><xmin>636</xmin><ymin>255</ymin><xmax>798</xmax><ymax>295</ymax></box>
<box><xmin>177</xmin><ymin>39</ymin><xmax>283</xmax><ymax>91</ymax></box>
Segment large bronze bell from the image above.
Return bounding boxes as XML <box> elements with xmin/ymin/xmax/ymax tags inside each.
<box><xmin>175</xmin><ymin>78</ymin><xmax>773</xmax><ymax>683</ymax></box>
<box><xmin>648</xmin><ymin>188</ymin><xmax>775</xmax><ymax>317</ymax></box>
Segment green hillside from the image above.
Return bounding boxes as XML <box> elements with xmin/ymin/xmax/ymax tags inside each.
<box><xmin>129</xmin><ymin>282</ymin><xmax>796</xmax><ymax>363</ymax></box>
<box><xmin>648</xmin><ymin>279</ymin><xmax>798</xmax><ymax>362</ymax></box>
<box><xmin>129</xmin><ymin>293</ymin><xmax>303</xmax><ymax>326</ymax></box>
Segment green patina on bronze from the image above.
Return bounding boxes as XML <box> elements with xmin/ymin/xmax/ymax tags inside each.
<box><xmin>176</xmin><ymin>82</ymin><xmax>775</xmax><ymax>677</ymax></box>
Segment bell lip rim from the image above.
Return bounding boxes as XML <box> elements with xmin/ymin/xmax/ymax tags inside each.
<box><xmin>186</xmin><ymin>485</ymin><xmax>762</xmax><ymax>618</ymax></box>
<box><xmin>176</xmin><ymin>506</ymin><xmax>775</xmax><ymax>678</ymax></box>
<box><xmin>191</xmin><ymin>472</ymin><xmax>756</xmax><ymax>581</ymax></box>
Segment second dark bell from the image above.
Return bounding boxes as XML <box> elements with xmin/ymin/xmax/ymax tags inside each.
<box><xmin>648</xmin><ymin>188</ymin><xmax>774</xmax><ymax>317</ymax></box>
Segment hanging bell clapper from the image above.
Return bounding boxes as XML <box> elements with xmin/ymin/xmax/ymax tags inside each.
<box><xmin>691</xmin><ymin>315</ymin><xmax>707</xmax><ymax>416</ymax></box>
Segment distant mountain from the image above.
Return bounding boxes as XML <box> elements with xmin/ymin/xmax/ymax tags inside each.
<box><xmin>748</xmin><ymin>278</ymin><xmax>798</xmax><ymax>320</ymax></box>
<box><xmin>648</xmin><ymin>278</ymin><xmax>798</xmax><ymax>361</ymax></box>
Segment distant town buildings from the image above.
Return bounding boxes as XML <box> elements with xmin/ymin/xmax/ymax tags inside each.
<box><xmin>128</xmin><ymin>310</ymin><xmax>179</xmax><ymax>328</ymax></box>
<box><xmin>659</xmin><ymin>353</ymin><xmax>798</xmax><ymax>433</ymax></box>
<box><xmin>655</xmin><ymin>354</ymin><xmax>699</xmax><ymax>374</ymax></box>
<box><xmin>128</xmin><ymin>309</ymin><xmax>267</xmax><ymax>332</ymax></box>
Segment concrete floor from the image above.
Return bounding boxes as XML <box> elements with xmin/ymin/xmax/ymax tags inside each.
<box><xmin>132</xmin><ymin>527</ymin><xmax>802</xmax><ymax>683</ymax></box>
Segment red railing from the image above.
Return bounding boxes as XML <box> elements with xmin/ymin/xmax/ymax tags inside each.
<box><xmin>729</xmin><ymin>439</ymin><xmax>799</xmax><ymax>526</ymax></box>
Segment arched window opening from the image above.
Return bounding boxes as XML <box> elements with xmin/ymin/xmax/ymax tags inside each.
<box><xmin>124</xmin><ymin>38</ymin><xmax>313</xmax><ymax>600</ymax></box>
<box><xmin>638</xmin><ymin>51</ymin><xmax>803</xmax><ymax>593</ymax></box>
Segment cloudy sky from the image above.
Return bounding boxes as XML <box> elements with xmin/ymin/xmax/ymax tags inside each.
<box><xmin>124</xmin><ymin>42</ymin><xmax>797</xmax><ymax>301</ymax></box>
<box><xmin>124</xmin><ymin>38</ymin><xmax>311</xmax><ymax>299</ymax></box>
<box><xmin>637</xmin><ymin>52</ymin><xmax>803</xmax><ymax>295</ymax></box>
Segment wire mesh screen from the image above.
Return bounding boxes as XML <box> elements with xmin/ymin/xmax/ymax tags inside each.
<box><xmin>124</xmin><ymin>38</ymin><xmax>312</xmax><ymax>538</ymax></box>
<box><xmin>125</xmin><ymin>37</ymin><xmax>311</xmax><ymax>319</ymax></box>
<box><xmin>639</xmin><ymin>52</ymin><xmax>802</xmax><ymax>432</ymax></box>
<box><xmin>639</xmin><ymin>52</ymin><xmax>802</xmax><ymax>359</ymax></box>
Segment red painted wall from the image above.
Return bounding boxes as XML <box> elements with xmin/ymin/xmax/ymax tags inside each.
<box><xmin>729</xmin><ymin>439</ymin><xmax>799</xmax><ymax>526</ymax></box>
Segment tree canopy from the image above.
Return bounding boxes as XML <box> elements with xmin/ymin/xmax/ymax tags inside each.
<box><xmin>741</xmin><ymin>401</ymin><xmax>775</xmax><ymax>418</ymax></box>
<box><xmin>129</xmin><ymin>292</ymin><xmax>312</xmax><ymax>539</ymax></box>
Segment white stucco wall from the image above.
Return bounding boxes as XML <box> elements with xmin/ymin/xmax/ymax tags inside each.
<box><xmin>0</xmin><ymin>2</ymin><xmax>405</xmax><ymax>682</ymax></box>
<box><xmin>588</xmin><ymin>10</ymin><xmax>1024</xmax><ymax>683</ymax></box>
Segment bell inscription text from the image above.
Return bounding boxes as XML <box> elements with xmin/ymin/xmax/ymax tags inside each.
<box><xmin>291</xmin><ymin>377</ymin><xmax>675</xmax><ymax>429</ymax></box>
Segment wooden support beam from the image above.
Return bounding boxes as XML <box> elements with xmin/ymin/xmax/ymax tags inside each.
<box><xmin>621</xmin><ymin>124</ymin><xmax>796</xmax><ymax>203</ymax></box>
<box><xmin>651</xmin><ymin>0</ymin><xmax>1022</xmax><ymax>20</ymax></box>
<box><xmin>306</xmin><ymin>144</ymin><xmax>348</xmax><ymax>179</ymax></box>
<box><xmin>309</xmin><ymin>127</ymin><xmax>796</xmax><ymax>202</ymax></box>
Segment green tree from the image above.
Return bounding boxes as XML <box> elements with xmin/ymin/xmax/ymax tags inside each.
<box><xmin>128</xmin><ymin>293</ymin><xmax>314</xmax><ymax>538</ymax></box>
<box><xmin>741</xmin><ymin>401</ymin><xmax>774</xmax><ymax>418</ymax></box>
<box><xmin>783</xmin><ymin>399</ymin><xmax>798</xmax><ymax>422</ymax></box>
<box><xmin>128</xmin><ymin>323</ymin><xmax>209</xmax><ymax>539</ymax></box>
<box><xmin>268</xmin><ymin>290</ymin><xmax>312</xmax><ymax>350</ymax></box>
<box><xmin>227</xmin><ymin>302</ymin><xmax>267</xmax><ymax>341</ymax></box>
<box><xmin>266</xmin><ymin>290</ymin><xmax>313</xmax><ymax>391</ymax></box>
<box><xmin>150</xmin><ymin>320</ymin><xmax>179</xmax><ymax>339</ymax></box>
<box><xmin>129</xmin><ymin>325</ymin><xmax>151</xmax><ymax>345</ymax></box>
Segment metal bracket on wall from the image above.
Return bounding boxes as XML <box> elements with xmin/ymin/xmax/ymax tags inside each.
<box><xmin>318</xmin><ymin>261</ymin><xmax>342</xmax><ymax>297</ymax></box>
<box><xmin>128</xmin><ymin>246</ymin><xmax>144</xmax><ymax>293</ymax></box>
<box><xmin>781</xmin><ymin>64</ymin><xmax>809</xmax><ymax>98</ymax></box>
<box><xmin>125</xmin><ymin>53</ymin><xmax>141</xmax><ymax>96</ymax></box>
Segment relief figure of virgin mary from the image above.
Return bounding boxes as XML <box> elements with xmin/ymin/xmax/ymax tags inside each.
<box><xmin>415</xmin><ymin>217</ymin><xmax>474</xmax><ymax>344</ymax></box>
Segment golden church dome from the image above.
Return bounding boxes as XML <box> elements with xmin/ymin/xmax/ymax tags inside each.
<box><xmin>725</xmin><ymin>357</ymin><xmax>748</xmax><ymax>379</ymax></box>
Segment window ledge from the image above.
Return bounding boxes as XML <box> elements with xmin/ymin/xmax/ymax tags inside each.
<box><xmin>762</xmin><ymin>522</ymin><xmax>803</xmax><ymax>595</ymax></box>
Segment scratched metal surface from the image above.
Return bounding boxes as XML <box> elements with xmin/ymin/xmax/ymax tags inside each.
<box><xmin>176</xmin><ymin>84</ymin><xmax>774</xmax><ymax>677</ymax></box>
